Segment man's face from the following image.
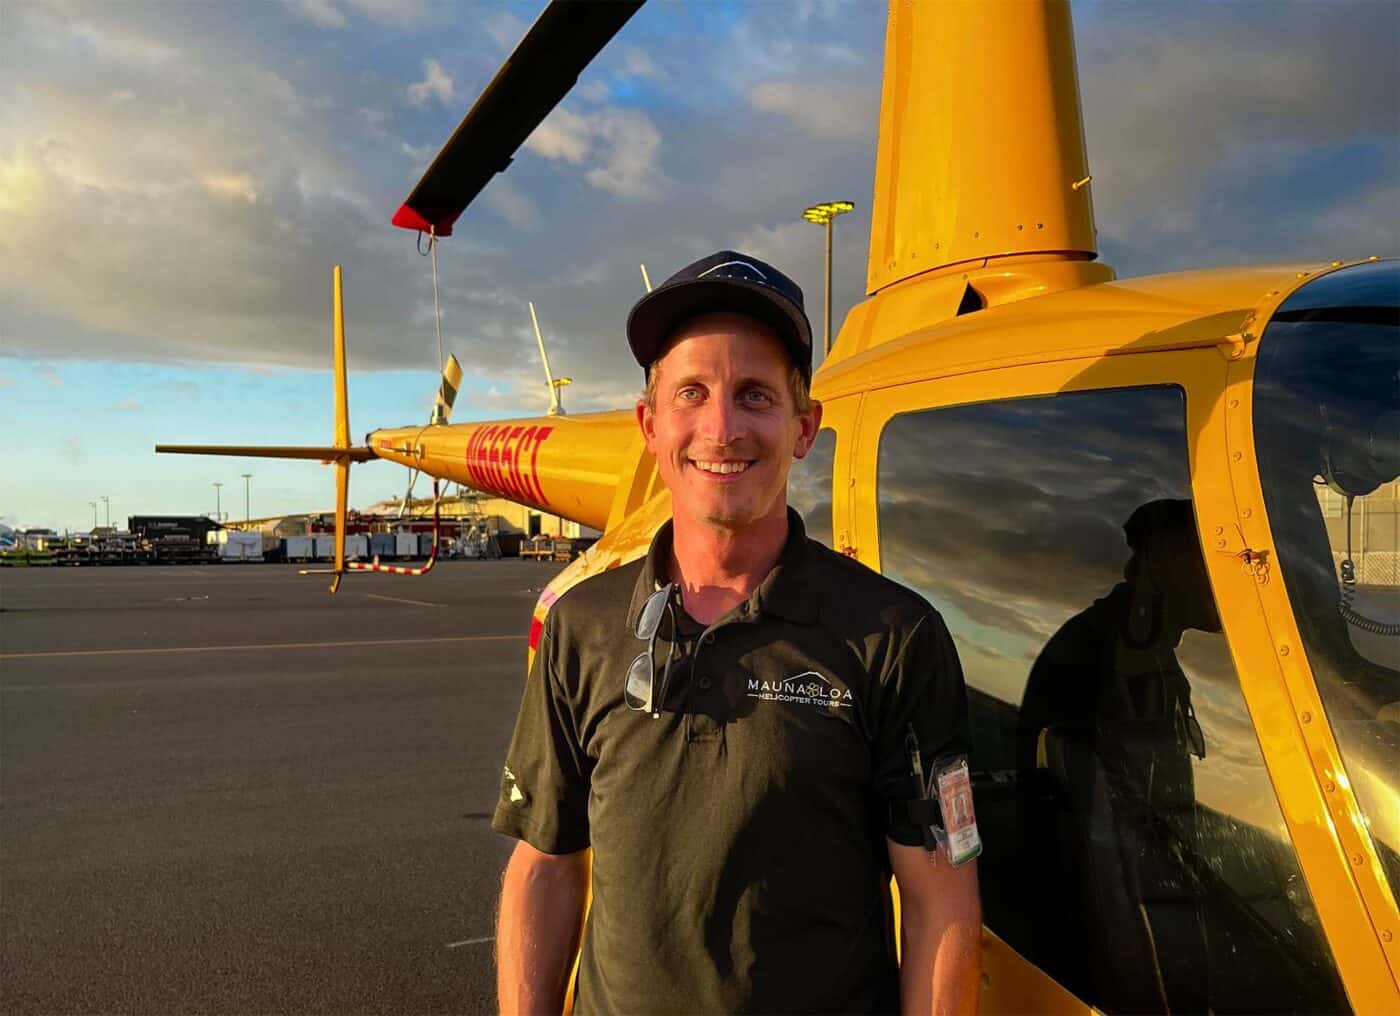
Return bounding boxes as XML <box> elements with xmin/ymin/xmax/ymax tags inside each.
<box><xmin>636</xmin><ymin>313</ymin><xmax>822</xmax><ymax>534</ymax></box>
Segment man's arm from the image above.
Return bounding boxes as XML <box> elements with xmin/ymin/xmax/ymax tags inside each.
<box><xmin>497</xmin><ymin>840</ymin><xmax>589</xmax><ymax>1015</ymax></box>
<box><xmin>889</xmin><ymin>840</ymin><xmax>982</xmax><ymax>1016</ymax></box>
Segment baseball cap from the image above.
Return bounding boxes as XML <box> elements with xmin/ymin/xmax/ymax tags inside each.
<box><xmin>626</xmin><ymin>250</ymin><xmax>813</xmax><ymax>381</ymax></box>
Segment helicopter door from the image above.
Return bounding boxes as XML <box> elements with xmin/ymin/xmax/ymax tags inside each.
<box><xmin>849</xmin><ymin>354</ymin><xmax>1349</xmax><ymax>1014</ymax></box>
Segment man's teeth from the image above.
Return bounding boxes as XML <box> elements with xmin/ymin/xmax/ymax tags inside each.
<box><xmin>693</xmin><ymin>460</ymin><xmax>750</xmax><ymax>475</ymax></box>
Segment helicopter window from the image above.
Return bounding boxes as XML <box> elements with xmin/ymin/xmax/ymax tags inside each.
<box><xmin>876</xmin><ymin>386</ymin><xmax>1346</xmax><ymax>1014</ymax></box>
<box><xmin>1254</xmin><ymin>259</ymin><xmax>1400</xmax><ymax>904</ymax></box>
<box><xmin>788</xmin><ymin>428</ymin><xmax>835</xmax><ymax>548</ymax></box>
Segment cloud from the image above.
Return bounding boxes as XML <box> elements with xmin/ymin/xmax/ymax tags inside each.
<box><xmin>285</xmin><ymin>0</ymin><xmax>427</xmax><ymax>29</ymax></box>
<box><xmin>748</xmin><ymin>79</ymin><xmax>878</xmax><ymax>139</ymax></box>
<box><xmin>483</xmin><ymin>179</ymin><xmax>543</xmax><ymax>231</ymax></box>
<box><xmin>481</xmin><ymin>10</ymin><xmax>525</xmax><ymax>53</ymax></box>
<box><xmin>525</xmin><ymin>108</ymin><xmax>593</xmax><ymax>164</ymax></box>
<box><xmin>408</xmin><ymin>59</ymin><xmax>454</xmax><ymax>107</ymax></box>
<box><xmin>526</xmin><ymin>106</ymin><xmax>666</xmax><ymax>198</ymax></box>
<box><xmin>285</xmin><ymin>0</ymin><xmax>346</xmax><ymax>28</ymax></box>
<box><xmin>618</xmin><ymin>47</ymin><xmax>665</xmax><ymax>82</ymax></box>
<box><xmin>201</xmin><ymin>172</ymin><xmax>258</xmax><ymax>204</ymax></box>
<box><xmin>1077</xmin><ymin>1</ymin><xmax>1399</xmax><ymax>274</ymax></box>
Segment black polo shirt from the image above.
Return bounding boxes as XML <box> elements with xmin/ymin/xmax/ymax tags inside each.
<box><xmin>492</xmin><ymin>510</ymin><xmax>968</xmax><ymax>1014</ymax></box>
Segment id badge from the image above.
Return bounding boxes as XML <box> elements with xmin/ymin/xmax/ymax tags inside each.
<box><xmin>933</xmin><ymin>756</ymin><xmax>982</xmax><ymax>866</ymax></box>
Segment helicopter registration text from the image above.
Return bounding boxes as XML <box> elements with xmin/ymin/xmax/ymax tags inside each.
<box><xmin>464</xmin><ymin>424</ymin><xmax>554</xmax><ymax>505</ymax></box>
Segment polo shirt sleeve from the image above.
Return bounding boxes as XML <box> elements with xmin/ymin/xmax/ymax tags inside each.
<box><xmin>872</xmin><ymin>609</ymin><xmax>970</xmax><ymax>847</ymax></box>
<box><xmin>491</xmin><ymin>610</ymin><xmax>591</xmax><ymax>855</ymax></box>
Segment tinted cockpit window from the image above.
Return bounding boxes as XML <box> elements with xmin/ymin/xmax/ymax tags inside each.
<box><xmin>1254</xmin><ymin>259</ymin><xmax>1400</xmax><ymax>902</ymax></box>
<box><xmin>877</xmin><ymin>386</ymin><xmax>1346</xmax><ymax>1013</ymax></box>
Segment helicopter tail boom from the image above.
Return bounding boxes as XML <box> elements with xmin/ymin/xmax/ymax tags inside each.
<box><xmin>369</xmin><ymin>410</ymin><xmax>645</xmax><ymax>535</ymax></box>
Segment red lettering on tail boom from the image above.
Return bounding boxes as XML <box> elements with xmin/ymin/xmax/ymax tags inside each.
<box><xmin>464</xmin><ymin>424</ymin><xmax>553</xmax><ymax>507</ymax></box>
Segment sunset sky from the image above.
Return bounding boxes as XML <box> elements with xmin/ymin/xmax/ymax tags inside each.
<box><xmin>2</xmin><ymin>0</ymin><xmax>1396</xmax><ymax>532</ymax></box>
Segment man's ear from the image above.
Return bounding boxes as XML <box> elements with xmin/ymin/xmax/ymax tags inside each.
<box><xmin>636</xmin><ymin>397</ymin><xmax>656</xmax><ymax>450</ymax></box>
<box><xmin>792</xmin><ymin>399</ymin><xmax>824</xmax><ymax>459</ymax></box>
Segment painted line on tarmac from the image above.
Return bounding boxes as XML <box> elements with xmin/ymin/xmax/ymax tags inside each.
<box><xmin>365</xmin><ymin>592</ymin><xmax>445</xmax><ymax>608</ymax></box>
<box><xmin>1</xmin><ymin>634</ymin><xmax>524</xmax><ymax>660</ymax></box>
<box><xmin>446</xmin><ymin>937</ymin><xmax>495</xmax><ymax>949</ymax></box>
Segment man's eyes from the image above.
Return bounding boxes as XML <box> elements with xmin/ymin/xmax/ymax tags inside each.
<box><xmin>672</xmin><ymin>386</ymin><xmax>774</xmax><ymax>405</ymax></box>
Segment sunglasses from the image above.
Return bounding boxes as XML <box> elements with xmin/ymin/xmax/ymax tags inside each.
<box><xmin>625</xmin><ymin>582</ymin><xmax>676</xmax><ymax>717</ymax></box>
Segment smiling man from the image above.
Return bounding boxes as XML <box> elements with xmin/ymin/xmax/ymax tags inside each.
<box><xmin>493</xmin><ymin>251</ymin><xmax>982</xmax><ymax>1014</ymax></box>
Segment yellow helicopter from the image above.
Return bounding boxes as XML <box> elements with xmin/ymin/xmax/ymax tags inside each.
<box><xmin>159</xmin><ymin>0</ymin><xmax>1398</xmax><ymax>1011</ymax></box>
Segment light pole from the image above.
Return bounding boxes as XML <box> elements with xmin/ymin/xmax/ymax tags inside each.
<box><xmin>99</xmin><ymin>496</ymin><xmax>109</xmax><ymax>528</ymax></box>
<box><xmin>241</xmin><ymin>474</ymin><xmax>252</xmax><ymax>524</ymax></box>
<box><xmin>213</xmin><ymin>482</ymin><xmax>223</xmax><ymax>522</ymax></box>
<box><xmin>89</xmin><ymin>501</ymin><xmax>98</xmax><ymax>530</ymax></box>
<box><xmin>801</xmin><ymin>200</ymin><xmax>854</xmax><ymax>358</ymax></box>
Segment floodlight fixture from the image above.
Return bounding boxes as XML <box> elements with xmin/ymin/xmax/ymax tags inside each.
<box><xmin>802</xmin><ymin>200</ymin><xmax>855</xmax><ymax>356</ymax></box>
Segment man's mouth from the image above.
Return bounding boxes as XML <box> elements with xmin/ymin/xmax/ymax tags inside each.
<box><xmin>690</xmin><ymin>458</ymin><xmax>752</xmax><ymax>476</ymax></box>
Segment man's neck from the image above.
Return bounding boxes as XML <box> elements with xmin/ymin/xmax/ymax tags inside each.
<box><xmin>668</xmin><ymin>503</ymin><xmax>789</xmax><ymax>625</ymax></box>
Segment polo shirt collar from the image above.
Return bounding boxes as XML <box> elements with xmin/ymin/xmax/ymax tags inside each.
<box><xmin>625</xmin><ymin>508</ymin><xmax>819</xmax><ymax>630</ymax></box>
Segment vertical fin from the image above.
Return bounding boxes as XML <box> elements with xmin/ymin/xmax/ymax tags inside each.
<box><xmin>331</xmin><ymin>265</ymin><xmax>350</xmax><ymax>594</ymax></box>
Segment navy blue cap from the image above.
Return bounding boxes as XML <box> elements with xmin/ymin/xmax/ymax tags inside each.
<box><xmin>626</xmin><ymin>250</ymin><xmax>813</xmax><ymax>381</ymax></box>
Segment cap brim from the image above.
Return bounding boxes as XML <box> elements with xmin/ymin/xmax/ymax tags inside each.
<box><xmin>627</xmin><ymin>277</ymin><xmax>813</xmax><ymax>379</ymax></box>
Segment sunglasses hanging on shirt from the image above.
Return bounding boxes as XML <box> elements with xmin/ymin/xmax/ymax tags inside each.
<box><xmin>624</xmin><ymin>582</ymin><xmax>676</xmax><ymax>717</ymax></box>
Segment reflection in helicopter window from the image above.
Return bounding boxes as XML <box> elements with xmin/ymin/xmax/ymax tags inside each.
<box><xmin>788</xmin><ymin>428</ymin><xmax>835</xmax><ymax>548</ymax></box>
<box><xmin>877</xmin><ymin>386</ymin><xmax>1346</xmax><ymax>1014</ymax></box>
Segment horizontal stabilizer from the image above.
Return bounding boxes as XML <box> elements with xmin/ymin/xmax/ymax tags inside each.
<box><xmin>156</xmin><ymin>444</ymin><xmax>376</xmax><ymax>462</ymax></box>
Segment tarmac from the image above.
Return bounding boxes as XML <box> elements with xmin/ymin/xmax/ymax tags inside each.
<box><xmin>1</xmin><ymin>560</ymin><xmax>567</xmax><ymax>1015</ymax></box>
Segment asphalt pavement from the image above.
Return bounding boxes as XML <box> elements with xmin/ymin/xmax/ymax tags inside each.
<box><xmin>1</xmin><ymin>560</ymin><xmax>565</xmax><ymax>1014</ymax></box>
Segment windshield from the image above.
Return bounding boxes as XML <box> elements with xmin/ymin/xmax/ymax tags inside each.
<box><xmin>1254</xmin><ymin>260</ymin><xmax>1400</xmax><ymax>901</ymax></box>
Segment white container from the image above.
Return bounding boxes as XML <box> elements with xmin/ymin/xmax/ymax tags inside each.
<box><xmin>284</xmin><ymin>535</ymin><xmax>313</xmax><ymax>561</ymax></box>
<box><xmin>395</xmin><ymin>532</ymin><xmax>418</xmax><ymax>558</ymax></box>
<box><xmin>344</xmin><ymin>533</ymin><xmax>369</xmax><ymax>560</ymax></box>
<box><xmin>220</xmin><ymin>531</ymin><xmax>263</xmax><ymax>561</ymax></box>
<box><xmin>313</xmin><ymin>534</ymin><xmax>336</xmax><ymax>560</ymax></box>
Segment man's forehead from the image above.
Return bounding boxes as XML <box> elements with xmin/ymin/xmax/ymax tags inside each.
<box><xmin>653</xmin><ymin>316</ymin><xmax>792</xmax><ymax>377</ymax></box>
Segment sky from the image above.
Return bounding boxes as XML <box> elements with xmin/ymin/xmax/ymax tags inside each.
<box><xmin>2</xmin><ymin>0</ymin><xmax>1397</xmax><ymax>533</ymax></box>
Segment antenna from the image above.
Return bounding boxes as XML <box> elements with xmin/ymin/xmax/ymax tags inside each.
<box><xmin>528</xmin><ymin>301</ymin><xmax>571</xmax><ymax>416</ymax></box>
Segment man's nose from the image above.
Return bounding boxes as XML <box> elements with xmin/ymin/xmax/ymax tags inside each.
<box><xmin>696</xmin><ymin>391</ymin><xmax>743</xmax><ymax>447</ymax></box>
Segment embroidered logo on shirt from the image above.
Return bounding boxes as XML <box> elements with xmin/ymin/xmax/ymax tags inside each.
<box><xmin>746</xmin><ymin>671</ymin><xmax>853</xmax><ymax>710</ymax></box>
<box><xmin>502</xmin><ymin>765</ymin><xmax>526</xmax><ymax>803</ymax></box>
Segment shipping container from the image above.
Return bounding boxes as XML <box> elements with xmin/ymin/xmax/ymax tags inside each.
<box><xmin>395</xmin><ymin>532</ymin><xmax>418</xmax><ymax>558</ymax></box>
<box><xmin>313</xmin><ymin>534</ymin><xmax>336</xmax><ymax>561</ymax></box>
<box><xmin>419</xmin><ymin>533</ymin><xmax>436</xmax><ymax>558</ymax></box>
<box><xmin>284</xmin><ymin>535</ymin><xmax>313</xmax><ymax>561</ymax></box>
<box><xmin>344</xmin><ymin>533</ymin><xmax>369</xmax><ymax>560</ymax></box>
<box><xmin>370</xmin><ymin>533</ymin><xmax>396</xmax><ymax>559</ymax></box>
<box><xmin>219</xmin><ymin>531</ymin><xmax>264</xmax><ymax>562</ymax></box>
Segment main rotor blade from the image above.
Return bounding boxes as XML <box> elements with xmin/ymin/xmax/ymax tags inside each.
<box><xmin>392</xmin><ymin>0</ymin><xmax>645</xmax><ymax>237</ymax></box>
<box><xmin>156</xmin><ymin>444</ymin><xmax>377</xmax><ymax>462</ymax></box>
